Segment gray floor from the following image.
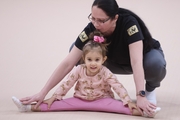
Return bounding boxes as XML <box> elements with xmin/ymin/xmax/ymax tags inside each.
<box><xmin>1</xmin><ymin>0</ymin><xmax>180</xmax><ymax>120</ymax></box>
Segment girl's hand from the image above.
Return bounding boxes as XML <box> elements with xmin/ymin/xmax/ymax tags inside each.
<box><xmin>127</xmin><ymin>102</ymin><xmax>138</xmax><ymax>113</ymax></box>
<box><xmin>20</xmin><ymin>92</ymin><xmax>46</xmax><ymax>109</ymax></box>
<box><xmin>43</xmin><ymin>96</ymin><xmax>57</xmax><ymax>109</ymax></box>
<box><xmin>136</xmin><ymin>96</ymin><xmax>156</xmax><ymax>116</ymax></box>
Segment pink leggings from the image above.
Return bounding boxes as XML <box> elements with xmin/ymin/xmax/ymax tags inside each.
<box><xmin>40</xmin><ymin>97</ymin><xmax>132</xmax><ymax>115</ymax></box>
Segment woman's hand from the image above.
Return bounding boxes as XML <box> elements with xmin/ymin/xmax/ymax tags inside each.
<box><xmin>43</xmin><ymin>96</ymin><xmax>57</xmax><ymax>110</ymax></box>
<box><xmin>20</xmin><ymin>92</ymin><xmax>46</xmax><ymax>109</ymax></box>
<box><xmin>136</xmin><ymin>96</ymin><xmax>156</xmax><ymax>116</ymax></box>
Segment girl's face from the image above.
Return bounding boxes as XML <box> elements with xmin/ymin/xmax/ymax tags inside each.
<box><xmin>84</xmin><ymin>50</ymin><xmax>106</xmax><ymax>76</ymax></box>
<box><xmin>91</xmin><ymin>6</ymin><xmax>118</xmax><ymax>35</ymax></box>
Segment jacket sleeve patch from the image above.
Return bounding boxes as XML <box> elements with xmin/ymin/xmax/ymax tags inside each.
<box><xmin>79</xmin><ymin>31</ymin><xmax>88</xmax><ymax>42</ymax></box>
<box><xmin>127</xmin><ymin>25</ymin><xmax>139</xmax><ymax>36</ymax></box>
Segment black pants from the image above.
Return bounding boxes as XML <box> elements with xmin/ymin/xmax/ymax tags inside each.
<box><xmin>70</xmin><ymin>43</ymin><xmax>167</xmax><ymax>92</ymax></box>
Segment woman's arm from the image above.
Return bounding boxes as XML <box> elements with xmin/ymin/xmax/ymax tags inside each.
<box><xmin>20</xmin><ymin>46</ymin><xmax>83</xmax><ymax>108</ymax></box>
<box><xmin>129</xmin><ymin>40</ymin><xmax>144</xmax><ymax>94</ymax></box>
<box><xmin>129</xmin><ymin>40</ymin><xmax>156</xmax><ymax>115</ymax></box>
<box><xmin>41</xmin><ymin>46</ymin><xmax>82</xmax><ymax>96</ymax></box>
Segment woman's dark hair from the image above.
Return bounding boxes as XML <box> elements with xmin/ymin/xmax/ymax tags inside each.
<box><xmin>92</xmin><ymin>0</ymin><xmax>119</xmax><ymax>19</ymax></box>
<box><xmin>92</xmin><ymin>0</ymin><xmax>153</xmax><ymax>52</ymax></box>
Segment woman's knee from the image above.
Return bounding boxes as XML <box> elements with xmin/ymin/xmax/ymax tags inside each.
<box><xmin>144</xmin><ymin>58</ymin><xmax>166</xmax><ymax>91</ymax></box>
<box><xmin>143</xmin><ymin>49</ymin><xmax>167</xmax><ymax>83</ymax></box>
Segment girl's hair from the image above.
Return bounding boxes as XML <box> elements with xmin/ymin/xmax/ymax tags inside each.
<box><xmin>92</xmin><ymin>0</ymin><xmax>153</xmax><ymax>52</ymax></box>
<box><xmin>81</xmin><ymin>30</ymin><xmax>107</xmax><ymax>63</ymax></box>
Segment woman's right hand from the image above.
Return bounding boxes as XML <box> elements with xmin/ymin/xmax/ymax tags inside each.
<box><xmin>20</xmin><ymin>92</ymin><xmax>46</xmax><ymax>109</ymax></box>
<box><xmin>136</xmin><ymin>96</ymin><xmax>156</xmax><ymax>116</ymax></box>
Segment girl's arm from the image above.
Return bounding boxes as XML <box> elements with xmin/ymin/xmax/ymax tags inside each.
<box><xmin>53</xmin><ymin>66</ymin><xmax>80</xmax><ymax>100</ymax></box>
<box><xmin>106</xmin><ymin>72</ymin><xmax>132</xmax><ymax>105</ymax></box>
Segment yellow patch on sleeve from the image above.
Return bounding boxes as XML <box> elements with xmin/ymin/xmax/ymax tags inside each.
<box><xmin>127</xmin><ymin>25</ymin><xmax>139</xmax><ymax>36</ymax></box>
<box><xmin>79</xmin><ymin>31</ymin><xmax>88</xmax><ymax>42</ymax></box>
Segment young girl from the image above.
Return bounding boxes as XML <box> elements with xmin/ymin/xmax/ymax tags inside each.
<box><xmin>12</xmin><ymin>31</ymin><xmax>160</xmax><ymax>117</ymax></box>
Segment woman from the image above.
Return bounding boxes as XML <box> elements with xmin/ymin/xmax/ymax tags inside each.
<box><xmin>20</xmin><ymin>0</ymin><xmax>166</xmax><ymax>116</ymax></box>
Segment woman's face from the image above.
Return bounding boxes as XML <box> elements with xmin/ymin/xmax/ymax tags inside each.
<box><xmin>91</xmin><ymin>6</ymin><xmax>118</xmax><ymax>35</ymax></box>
